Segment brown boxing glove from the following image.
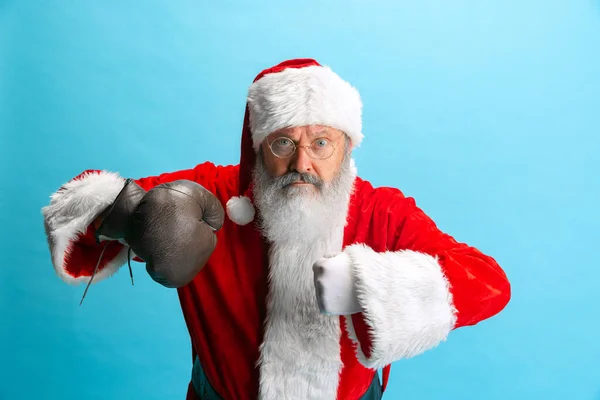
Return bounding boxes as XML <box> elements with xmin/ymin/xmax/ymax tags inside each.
<box><xmin>96</xmin><ymin>179</ymin><xmax>224</xmax><ymax>288</ymax></box>
<box><xmin>95</xmin><ymin>179</ymin><xmax>147</xmax><ymax>241</ymax></box>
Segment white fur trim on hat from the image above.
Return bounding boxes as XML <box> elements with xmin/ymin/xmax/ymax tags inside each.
<box><xmin>247</xmin><ymin>65</ymin><xmax>363</xmax><ymax>151</ymax></box>
<box><xmin>226</xmin><ymin>196</ymin><xmax>256</xmax><ymax>226</ymax></box>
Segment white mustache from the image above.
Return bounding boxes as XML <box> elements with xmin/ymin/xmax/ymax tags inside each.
<box><xmin>276</xmin><ymin>172</ymin><xmax>323</xmax><ymax>189</ymax></box>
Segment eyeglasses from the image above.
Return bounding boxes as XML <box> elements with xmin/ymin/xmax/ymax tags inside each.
<box><xmin>267</xmin><ymin>134</ymin><xmax>343</xmax><ymax>160</ymax></box>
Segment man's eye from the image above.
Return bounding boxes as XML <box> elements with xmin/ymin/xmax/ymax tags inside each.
<box><xmin>314</xmin><ymin>139</ymin><xmax>328</xmax><ymax>147</ymax></box>
<box><xmin>276</xmin><ymin>138</ymin><xmax>293</xmax><ymax>147</ymax></box>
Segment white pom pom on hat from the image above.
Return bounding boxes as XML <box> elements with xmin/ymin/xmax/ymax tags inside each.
<box><xmin>226</xmin><ymin>195</ymin><xmax>255</xmax><ymax>226</ymax></box>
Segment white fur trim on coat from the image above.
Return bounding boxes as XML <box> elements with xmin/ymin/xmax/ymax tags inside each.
<box><xmin>257</xmin><ymin>241</ymin><xmax>344</xmax><ymax>400</ymax></box>
<box><xmin>226</xmin><ymin>196</ymin><xmax>255</xmax><ymax>226</ymax></box>
<box><xmin>247</xmin><ymin>65</ymin><xmax>363</xmax><ymax>151</ymax></box>
<box><xmin>343</xmin><ymin>244</ymin><xmax>457</xmax><ymax>369</ymax></box>
<box><xmin>42</xmin><ymin>170</ymin><xmax>128</xmax><ymax>285</ymax></box>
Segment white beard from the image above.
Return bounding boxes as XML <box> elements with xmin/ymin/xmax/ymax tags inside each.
<box><xmin>252</xmin><ymin>152</ymin><xmax>357</xmax><ymax>400</ymax></box>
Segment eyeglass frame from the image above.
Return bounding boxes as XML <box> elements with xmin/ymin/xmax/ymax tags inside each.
<box><xmin>266</xmin><ymin>132</ymin><xmax>346</xmax><ymax>160</ymax></box>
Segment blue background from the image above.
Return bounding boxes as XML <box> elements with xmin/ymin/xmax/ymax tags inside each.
<box><xmin>1</xmin><ymin>0</ymin><xmax>599</xmax><ymax>399</ymax></box>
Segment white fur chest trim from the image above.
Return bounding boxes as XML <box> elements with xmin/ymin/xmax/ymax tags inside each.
<box><xmin>257</xmin><ymin>243</ymin><xmax>344</xmax><ymax>400</ymax></box>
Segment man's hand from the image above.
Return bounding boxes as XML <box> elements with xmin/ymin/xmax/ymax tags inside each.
<box><xmin>312</xmin><ymin>252</ymin><xmax>362</xmax><ymax>316</ymax></box>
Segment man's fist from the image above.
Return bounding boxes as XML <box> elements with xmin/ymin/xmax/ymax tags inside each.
<box><xmin>312</xmin><ymin>252</ymin><xmax>361</xmax><ymax>316</ymax></box>
<box><xmin>96</xmin><ymin>179</ymin><xmax>224</xmax><ymax>288</ymax></box>
<box><xmin>126</xmin><ymin>180</ymin><xmax>224</xmax><ymax>288</ymax></box>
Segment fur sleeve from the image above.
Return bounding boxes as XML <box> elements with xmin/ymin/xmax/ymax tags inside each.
<box><xmin>41</xmin><ymin>162</ymin><xmax>230</xmax><ymax>285</ymax></box>
<box><xmin>42</xmin><ymin>170</ymin><xmax>129</xmax><ymax>284</ymax></box>
<box><xmin>344</xmin><ymin>191</ymin><xmax>511</xmax><ymax>370</ymax></box>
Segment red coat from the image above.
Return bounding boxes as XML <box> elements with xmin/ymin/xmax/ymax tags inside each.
<box><xmin>42</xmin><ymin>161</ymin><xmax>511</xmax><ymax>399</ymax></box>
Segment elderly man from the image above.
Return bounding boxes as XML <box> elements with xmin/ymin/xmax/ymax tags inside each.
<box><xmin>42</xmin><ymin>58</ymin><xmax>511</xmax><ymax>400</ymax></box>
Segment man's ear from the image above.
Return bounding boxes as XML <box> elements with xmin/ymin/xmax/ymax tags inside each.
<box><xmin>257</xmin><ymin>146</ymin><xmax>265</xmax><ymax>162</ymax></box>
<box><xmin>344</xmin><ymin>134</ymin><xmax>352</xmax><ymax>155</ymax></box>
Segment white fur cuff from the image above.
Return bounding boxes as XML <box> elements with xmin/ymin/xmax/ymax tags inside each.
<box><xmin>247</xmin><ymin>65</ymin><xmax>363</xmax><ymax>150</ymax></box>
<box><xmin>344</xmin><ymin>244</ymin><xmax>457</xmax><ymax>369</ymax></box>
<box><xmin>42</xmin><ymin>170</ymin><xmax>127</xmax><ymax>284</ymax></box>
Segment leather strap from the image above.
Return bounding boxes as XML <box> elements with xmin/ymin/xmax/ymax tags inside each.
<box><xmin>191</xmin><ymin>356</ymin><xmax>384</xmax><ymax>399</ymax></box>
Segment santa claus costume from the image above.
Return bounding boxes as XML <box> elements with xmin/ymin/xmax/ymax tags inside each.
<box><xmin>42</xmin><ymin>58</ymin><xmax>511</xmax><ymax>400</ymax></box>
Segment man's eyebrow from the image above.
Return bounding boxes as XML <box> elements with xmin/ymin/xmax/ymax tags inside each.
<box><xmin>307</xmin><ymin>129</ymin><xmax>331</xmax><ymax>138</ymax></box>
<box><xmin>271</xmin><ymin>128</ymin><xmax>332</xmax><ymax>141</ymax></box>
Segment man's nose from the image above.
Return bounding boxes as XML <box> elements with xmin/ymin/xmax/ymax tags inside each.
<box><xmin>290</xmin><ymin>146</ymin><xmax>313</xmax><ymax>173</ymax></box>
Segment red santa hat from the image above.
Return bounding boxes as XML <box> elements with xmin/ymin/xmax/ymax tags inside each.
<box><xmin>226</xmin><ymin>58</ymin><xmax>363</xmax><ymax>226</ymax></box>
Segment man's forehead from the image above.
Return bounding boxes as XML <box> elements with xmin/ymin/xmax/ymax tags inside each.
<box><xmin>272</xmin><ymin>125</ymin><xmax>338</xmax><ymax>138</ymax></box>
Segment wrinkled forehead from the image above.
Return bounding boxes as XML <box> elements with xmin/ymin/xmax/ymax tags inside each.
<box><xmin>268</xmin><ymin>125</ymin><xmax>341</xmax><ymax>141</ymax></box>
